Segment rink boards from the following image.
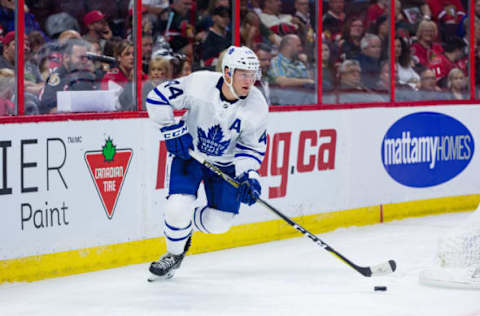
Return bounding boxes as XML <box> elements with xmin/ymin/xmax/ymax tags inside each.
<box><xmin>1</xmin><ymin>105</ymin><xmax>480</xmax><ymax>282</ymax></box>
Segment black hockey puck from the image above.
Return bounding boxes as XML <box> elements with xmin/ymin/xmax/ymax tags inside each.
<box><xmin>374</xmin><ymin>286</ymin><xmax>387</xmax><ymax>291</ymax></box>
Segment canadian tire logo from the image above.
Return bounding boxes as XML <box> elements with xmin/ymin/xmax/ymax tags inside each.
<box><xmin>85</xmin><ymin>138</ymin><xmax>133</xmax><ymax>219</ymax></box>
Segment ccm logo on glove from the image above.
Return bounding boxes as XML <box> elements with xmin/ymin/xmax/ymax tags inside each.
<box><xmin>160</xmin><ymin>121</ymin><xmax>193</xmax><ymax>160</ymax></box>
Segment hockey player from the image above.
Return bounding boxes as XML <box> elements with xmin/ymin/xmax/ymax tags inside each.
<box><xmin>146</xmin><ymin>45</ymin><xmax>268</xmax><ymax>279</ymax></box>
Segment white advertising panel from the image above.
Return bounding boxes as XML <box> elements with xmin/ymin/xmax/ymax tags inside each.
<box><xmin>1</xmin><ymin>105</ymin><xmax>480</xmax><ymax>260</ymax></box>
<box><xmin>0</xmin><ymin>119</ymin><xmax>149</xmax><ymax>259</ymax></box>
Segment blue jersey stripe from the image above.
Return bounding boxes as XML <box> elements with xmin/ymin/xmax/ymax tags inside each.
<box><xmin>146</xmin><ymin>98</ymin><xmax>170</xmax><ymax>105</ymax></box>
<box><xmin>234</xmin><ymin>153</ymin><xmax>262</xmax><ymax>165</ymax></box>
<box><xmin>152</xmin><ymin>87</ymin><xmax>170</xmax><ymax>104</ymax></box>
<box><xmin>235</xmin><ymin>144</ymin><xmax>265</xmax><ymax>156</ymax></box>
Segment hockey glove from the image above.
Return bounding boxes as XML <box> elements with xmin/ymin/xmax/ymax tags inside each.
<box><xmin>236</xmin><ymin>170</ymin><xmax>261</xmax><ymax>206</ymax></box>
<box><xmin>160</xmin><ymin>120</ymin><xmax>193</xmax><ymax>160</ymax></box>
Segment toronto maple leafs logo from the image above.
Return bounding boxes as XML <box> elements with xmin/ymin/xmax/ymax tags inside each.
<box><xmin>197</xmin><ymin>125</ymin><xmax>231</xmax><ymax>156</ymax></box>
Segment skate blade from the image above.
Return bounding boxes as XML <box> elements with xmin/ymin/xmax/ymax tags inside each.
<box><xmin>147</xmin><ymin>271</ymin><xmax>175</xmax><ymax>282</ymax></box>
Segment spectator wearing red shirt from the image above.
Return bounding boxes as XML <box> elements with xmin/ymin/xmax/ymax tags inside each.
<box><xmin>411</xmin><ymin>20</ymin><xmax>444</xmax><ymax>69</ymax></box>
<box><xmin>365</xmin><ymin>0</ymin><xmax>388</xmax><ymax>29</ymax></box>
<box><xmin>428</xmin><ymin>37</ymin><xmax>466</xmax><ymax>88</ymax></box>
<box><xmin>101</xmin><ymin>40</ymin><xmax>147</xmax><ymax>90</ymax></box>
<box><xmin>258</xmin><ymin>0</ymin><xmax>298</xmax><ymax>36</ymax></box>
<box><xmin>426</xmin><ymin>0</ymin><xmax>465</xmax><ymax>24</ymax></box>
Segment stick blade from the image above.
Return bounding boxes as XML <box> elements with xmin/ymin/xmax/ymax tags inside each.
<box><xmin>369</xmin><ymin>260</ymin><xmax>397</xmax><ymax>277</ymax></box>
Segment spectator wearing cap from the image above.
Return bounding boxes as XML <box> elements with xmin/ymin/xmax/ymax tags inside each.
<box><xmin>83</xmin><ymin>10</ymin><xmax>112</xmax><ymax>51</ymax></box>
<box><xmin>201</xmin><ymin>6</ymin><xmax>231</xmax><ymax>69</ymax></box>
<box><xmin>0</xmin><ymin>31</ymin><xmax>15</xmax><ymax>69</ymax></box>
<box><xmin>40</xmin><ymin>39</ymin><xmax>98</xmax><ymax>114</ymax></box>
<box><xmin>0</xmin><ymin>31</ymin><xmax>43</xmax><ymax>95</ymax></box>
<box><xmin>428</xmin><ymin>37</ymin><xmax>467</xmax><ymax>88</ymax></box>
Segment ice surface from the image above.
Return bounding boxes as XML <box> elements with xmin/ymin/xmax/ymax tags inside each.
<box><xmin>0</xmin><ymin>212</ymin><xmax>479</xmax><ymax>316</ymax></box>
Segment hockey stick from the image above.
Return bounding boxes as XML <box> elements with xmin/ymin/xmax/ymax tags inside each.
<box><xmin>189</xmin><ymin>150</ymin><xmax>397</xmax><ymax>277</ymax></box>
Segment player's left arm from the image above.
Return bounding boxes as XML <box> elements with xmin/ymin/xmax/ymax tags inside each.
<box><xmin>234</xmin><ymin>100</ymin><xmax>268</xmax><ymax>205</ymax></box>
<box><xmin>235</xmin><ymin>124</ymin><xmax>268</xmax><ymax>176</ymax></box>
<box><xmin>234</xmin><ymin>94</ymin><xmax>268</xmax><ymax>176</ymax></box>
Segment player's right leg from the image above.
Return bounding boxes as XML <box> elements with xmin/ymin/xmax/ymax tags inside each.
<box><xmin>149</xmin><ymin>157</ymin><xmax>202</xmax><ymax>279</ymax></box>
<box><xmin>149</xmin><ymin>194</ymin><xmax>196</xmax><ymax>279</ymax></box>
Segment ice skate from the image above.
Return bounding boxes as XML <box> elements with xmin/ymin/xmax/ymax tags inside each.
<box><xmin>148</xmin><ymin>236</ymin><xmax>191</xmax><ymax>282</ymax></box>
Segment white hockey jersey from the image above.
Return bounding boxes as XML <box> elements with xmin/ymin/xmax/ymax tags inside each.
<box><xmin>146</xmin><ymin>71</ymin><xmax>268</xmax><ymax>176</ymax></box>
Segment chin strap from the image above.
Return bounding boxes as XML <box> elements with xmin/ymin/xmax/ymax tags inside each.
<box><xmin>225</xmin><ymin>72</ymin><xmax>240</xmax><ymax>100</ymax></box>
<box><xmin>227</xmin><ymin>80</ymin><xmax>240</xmax><ymax>100</ymax></box>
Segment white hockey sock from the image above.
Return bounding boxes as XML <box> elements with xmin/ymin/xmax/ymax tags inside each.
<box><xmin>164</xmin><ymin>220</ymin><xmax>192</xmax><ymax>255</ymax></box>
<box><xmin>163</xmin><ymin>194</ymin><xmax>195</xmax><ymax>255</ymax></box>
<box><xmin>193</xmin><ymin>206</ymin><xmax>235</xmax><ymax>234</ymax></box>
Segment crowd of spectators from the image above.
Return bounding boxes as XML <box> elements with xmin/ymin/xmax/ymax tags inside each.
<box><xmin>0</xmin><ymin>0</ymin><xmax>194</xmax><ymax>115</ymax></box>
<box><xmin>320</xmin><ymin>0</ymin><xmax>474</xmax><ymax>103</ymax></box>
<box><xmin>0</xmin><ymin>0</ymin><xmax>478</xmax><ymax>115</ymax></box>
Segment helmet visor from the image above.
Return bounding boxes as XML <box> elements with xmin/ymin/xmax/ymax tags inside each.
<box><xmin>236</xmin><ymin>69</ymin><xmax>261</xmax><ymax>81</ymax></box>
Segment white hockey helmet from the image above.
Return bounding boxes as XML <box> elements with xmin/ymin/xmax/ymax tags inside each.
<box><xmin>221</xmin><ymin>45</ymin><xmax>260</xmax><ymax>99</ymax></box>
